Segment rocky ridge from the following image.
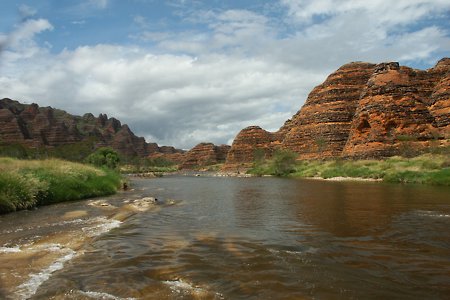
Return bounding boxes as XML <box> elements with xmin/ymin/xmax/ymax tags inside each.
<box><xmin>223</xmin><ymin>58</ymin><xmax>450</xmax><ymax>169</ymax></box>
<box><xmin>0</xmin><ymin>98</ymin><xmax>183</xmax><ymax>158</ymax></box>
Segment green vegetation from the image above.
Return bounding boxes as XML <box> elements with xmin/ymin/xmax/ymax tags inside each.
<box><xmin>0</xmin><ymin>140</ymin><xmax>97</xmax><ymax>161</ymax></box>
<box><xmin>86</xmin><ymin>147</ymin><xmax>120</xmax><ymax>169</ymax></box>
<box><xmin>248</xmin><ymin>153</ymin><xmax>450</xmax><ymax>186</ymax></box>
<box><xmin>249</xmin><ymin>149</ymin><xmax>298</xmax><ymax>176</ymax></box>
<box><xmin>120</xmin><ymin>156</ymin><xmax>178</xmax><ymax>174</ymax></box>
<box><xmin>0</xmin><ymin>157</ymin><xmax>122</xmax><ymax>214</ymax></box>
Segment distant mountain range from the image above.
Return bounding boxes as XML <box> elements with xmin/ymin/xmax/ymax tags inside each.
<box><xmin>0</xmin><ymin>98</ymin><xmax>183</xmax><ymax>159</ymax></box>
<box><xmin>1</xmin><ymin>58</ymin><xmax>448</xmax><ymax>169</ymax></box>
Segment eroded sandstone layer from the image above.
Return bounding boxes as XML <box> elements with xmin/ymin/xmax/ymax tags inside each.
<box><xmin>282</xmin><ymin>62</ymin><xmax>376</xmax><ymax>159</ymax></box>
<box><xmin>223</xmin><ymin>126</ymin><xmax>283</xmax><ymax>170</ymax></box>
<box><xmin>180</xmin><ymin>143</ymin><xmax>230</xmax><ymax>169</ymax></box>
<box><xmin>342</xmin><ymin>61</ymin><xmax>446</xmax><ymax>158</ymax></box>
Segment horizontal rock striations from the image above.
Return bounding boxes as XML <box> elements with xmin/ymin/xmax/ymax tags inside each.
<box><xmin>342</xmin><ymin>60</ymin><xmax>448</xmax><ymax>157</ymax></box>
<box><xmin>0</xmin><ymin>98</ymin><xmax>182</xmax><ymax>158</ymax></box>
<box><xmin>180</xmin><ymin>143</ymin><xmax>231</xmax><ymax>169</ymax></box>
<box><xmin>224</xmin><ymin>58</ymin><xmax>450</xmax><ymax>169</ymax></box>
<box><xmin>223</xmin><ymin>126</ymin><xmax>282</xmax><ymax>170</ymax></box>
<box><xmin>282</xmin><ymin>62</ymin><xmax>376</xmax><ymax>159</ymax></box>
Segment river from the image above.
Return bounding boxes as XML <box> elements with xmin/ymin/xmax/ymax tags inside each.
<box><xmin>1</xmin><ymin>175</ymin><xmax>449</xmax><ymax>299</ymax></box>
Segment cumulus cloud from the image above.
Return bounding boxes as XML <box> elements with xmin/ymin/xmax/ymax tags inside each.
<box><xmin>0</xmin><ymin>1</ymin><xmax>449</xmax><ymax>149</ymax></box>
<box><xmin>0</xmin><ymin>42</ymin><xmax>313</xmax><ymax>148</ymax></box>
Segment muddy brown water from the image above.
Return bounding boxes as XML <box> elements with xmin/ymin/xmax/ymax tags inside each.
<box><xmin>1</xmin><ymin>176</ymin><xmax>449</xmax><ymax>299</ymax></box>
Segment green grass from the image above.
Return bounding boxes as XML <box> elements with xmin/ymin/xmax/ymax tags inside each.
<box><xmin>0</xmin><ymin>157</ymin><xmax>122</xmax><ymax>214</ymax></box>
<box><xmin>120</xmin><ymin>164</ymin><xmax>178</xmax><ymax>174</ymax></box>
<box><xmin>247</xmin><ymin>153</ymin><xmax>450</xmax><ymax>186</ymax></box>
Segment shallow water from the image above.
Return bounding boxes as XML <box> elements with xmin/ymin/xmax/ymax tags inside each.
<box><xmin>1</xmin><ymin>176</ymin><xmax>449</xmax><ymax>299</ymax></box>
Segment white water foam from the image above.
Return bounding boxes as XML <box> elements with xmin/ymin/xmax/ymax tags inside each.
<box><xmin>1</xmin><ymin>227</ymin><xmax>24</xmax><ymax>234</ymax></box>
<box><xmin>14</xmin><ymin>216</ymin><xmax>123</xmax><ymax>299</ymax></box>
<box><xmin>0</xmin><ymin>246</ymin><xmax>21</xmax><ymax>253</ymax></box>
<box><xmin>15</xmin><ymin>246</ymin><xmax>76</xmax><ymax>299</ymax></box>
<box><xmin>416</xmin><ymin>210</ymin><xmax>450</xmax><ymax>218</ymax></box>
<box><xmin>78</xmin><ymin>290</ymin><xmax>136</xmax><ymax>300</ymax></box>
<box><xmin>163</xmin><ymin>279</ymin><xmax>206</xmax><ymax>295</ymax></box>
<box><xmin>82</xmin><ymin>217</ymin><xmax>122</xmax><ymax>237</ymax></box>
<box><xmin>163</xmin><ymin>280</ymin><xmax>224</xmax><ymax>299</ymax></box>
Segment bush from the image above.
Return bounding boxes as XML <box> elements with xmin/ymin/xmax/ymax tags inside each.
<box><xmin>272</xmin><ymin>150</ymin><xmax>298</xmax><ymax>176</ymax></box>
<box><xmin>86</xmin><ymin>147</ymin><xmax>120</xmax><ymax>169</ymax></box>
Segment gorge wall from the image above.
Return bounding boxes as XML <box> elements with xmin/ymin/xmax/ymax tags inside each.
<box><xmin>224</xmin><ymin>58</ymin><xmax>450</xmax><ymax>169</ymax></box>
<box><xmin>0</xmin><ymin>98</ymin><xmax>183</xmax><ymax>158</ymax></box>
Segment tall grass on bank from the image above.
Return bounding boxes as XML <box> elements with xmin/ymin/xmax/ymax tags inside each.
<box><xmin>248</xmin><ymin>154</ymin><xmax>450</xmax><ymax>186</ymax></box>
<box><xmin>0</xmin><ymin>157</ymin><xmax>122</xmax><ymax>214</ymax></box>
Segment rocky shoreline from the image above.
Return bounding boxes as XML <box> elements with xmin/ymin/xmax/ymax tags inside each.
<box><xmin>127</xmin><ymin>170</ymin><xmax>383</xmax><ymax>181</ymax></box>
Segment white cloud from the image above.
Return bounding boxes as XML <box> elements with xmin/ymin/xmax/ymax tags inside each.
<box><xmin>0</xmin><ymin>19</ymin><xmax>53</xmax><ymax>73</ymax></box>
<box><xmin>89</xmin><ymin>0</ymin><xmax>109</xmax><ymax>9</ymax></box>
<box><xmin>18</xmin><ymin>4</ymin><xmax>37</xmax><ymax>19</ymax></box>
<box><xmin>133</xmin><ymin>15</ymin><xmax>148</xmax><ymax>28</ymax></box>
<box><xmin>280</xmin><ymin>0</ymin><xmax>449</xmax><ymax>26</ymax></box>
<box><xmin>0</xmin><ymin>38</ymin><xmax>313</xmax><ymax>148</ymax></box>
<box><xmin>7</xmin><ymin>19</ymin><xmax>53</xmax><ymax>48</ymax></box>
<box><xmin>71</xmin><ymin>20</ymin><xmax>86</xmax><ymax>25</ymax></box>
<box><xmin>0</xmin><ymin>1</ymin><xmax>449</xmax><ymax>149</ymax></box>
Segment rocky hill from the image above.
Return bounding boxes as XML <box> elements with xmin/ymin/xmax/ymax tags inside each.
<box><xmin>180</xmin><ymin>143</ymin><xmax>230</xmax><ymax>169</ymax></box>
<box><xmin>223</xmin><ymin>58</ymin><xmax>450</xmax><ymax>170</ymax></box>
<box><xmin>0</xmin><ymin>98</ymin><xmax>183</xmax><ymax>158</ymax></box>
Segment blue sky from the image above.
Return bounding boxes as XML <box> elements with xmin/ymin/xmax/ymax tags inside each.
<box><xmin>0</xmin><ymin>0</ymin><xmax>449</xmax><ymax>149</ymax></box>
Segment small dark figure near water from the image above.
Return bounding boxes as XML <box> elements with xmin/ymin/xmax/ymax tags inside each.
<box><xmin>123</xmin><ymin>182</ymin><xmax>128</xmax><ymax>190</ymax></box>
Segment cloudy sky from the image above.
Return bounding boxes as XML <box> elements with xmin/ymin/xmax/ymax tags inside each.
<box><xmin>0</xmin><ymin>0</ymin><xmax>449</xmax><ymax>149</ymax></box>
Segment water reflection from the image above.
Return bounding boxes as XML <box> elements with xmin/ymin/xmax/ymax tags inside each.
<box><xmin>1</xmin><ymin>176</ymin><xmax>449</xmax><ymax>299</ymax></box>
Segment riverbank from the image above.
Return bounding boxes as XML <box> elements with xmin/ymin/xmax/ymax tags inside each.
<box><xmin>0</xmin><ymin>157</ymin><xmax>122</xmax><ymax>214</ymax></box>
<box><xmin>247</xmin><ymin>154</ymin><xmax>450</xmax><ymax>186</ymax></box>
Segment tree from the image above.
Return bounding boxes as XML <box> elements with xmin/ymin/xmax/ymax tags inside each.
<box><xmin>86</xmin><ymin>147</ymin><xmax>120</xmax><ymax>169</ymax></box>
<box><xmin>272</xmin><ymin>150</ymin><xmax>297</xmax><ymax>176</ymax></box>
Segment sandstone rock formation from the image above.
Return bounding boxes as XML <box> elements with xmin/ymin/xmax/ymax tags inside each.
<box><xmin>283</xmin><ymin>62</ymin><xmax>376</xmax><ymax>159</ymax></box>
<box><xmin>180</xmin><ymin>143</ymin><xmax>231</xmax><ymax>169</ymax></box>
<box><xmin>224</xmin><ymin>58</ymin><xmax>450</xmax><ymax>169</ymax></box>
<box><xmin>342</xmin><ymin>61</ymin><xmax>446</xmax><ymax>157</ymax></box>
<box><xmin>0</xmin><ymin>98</ymin><xmax>182</xmax><ymax>158</ymax></box>
<box><xmin>148</xmin><ymin>152</ymin><xmax>186</xmax><ymax>165</ymax></box>
<box><xmin>223</xmin><ymin>126</ymin><xmax>282</xmax><ymax>170</ymax></box>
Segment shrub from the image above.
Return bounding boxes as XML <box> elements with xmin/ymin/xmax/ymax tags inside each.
<box><xmin>272</xmin><ymin>150</ymin><xmax>298</xmax><ymax>176</ymax></box>
<box><xmin>86</xmin><ymin>147</ymin><xmax>120</xmax><ymax>169</ymax></box>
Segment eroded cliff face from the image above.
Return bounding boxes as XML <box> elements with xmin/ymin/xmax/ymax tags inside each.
<box><xmin>0</xmin><ymin>98</ymin><xmax>181</xmax><ymax>158</ymax></box>
<box><xmin>223</xmin><ymin>58</ymin><xmax>449</xmax><ymax>169</ymax></box>
<box><xmin>342</xmin><ymin>61</ymin><xmax>447</xmax><ymax>158</ymax></box>
<box><xmin>429</xmin><ymin>59</ymin><xmax>450</xmax><ymax>138</ymax></box>
<box><xmin>180</xmin><ymin>143</ymin><xmax>231</xmax><ymax>169</ymax></box>
<box><xmin>223</xmin><ymin>126</ymin><xmax>282</xmax><ymax>170</ymax></box>
<box><xmin>282</xmin><ymin>62</ymin><xmax>376</xmax><ymax>159</ymax></box>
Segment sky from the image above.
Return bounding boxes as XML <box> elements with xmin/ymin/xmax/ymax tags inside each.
<box><xmin>0</xmin><ymin>0</ymin><xmax>449</xmax><ymax>149</ymax></box>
